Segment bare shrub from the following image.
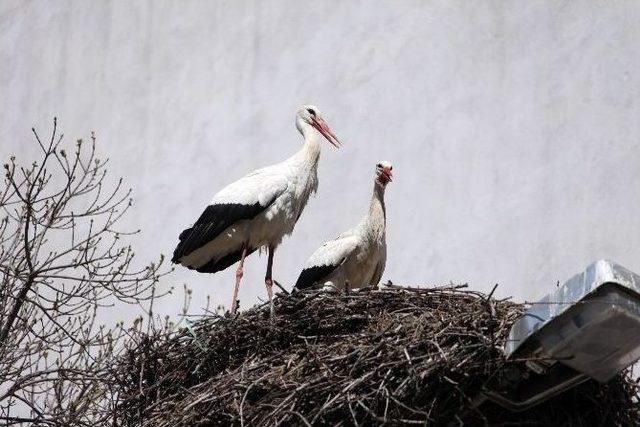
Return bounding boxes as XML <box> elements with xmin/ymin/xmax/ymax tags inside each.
<box><xmin>0</xmin><ymin>120</ymin><xmax>169</xmax><ymax>426</ymax></box>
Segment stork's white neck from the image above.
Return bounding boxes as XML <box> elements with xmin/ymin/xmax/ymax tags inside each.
<box><xmin>370</xmin><ymin>182</ymin><xmax>386</xmax><ymax>217</ymax></box>
<box><xmin>364</xmin><ymin>182</ymin><xmax>387</xmax><ymax>239</ymax></box>
<box><xmin>296</xmin><ymin>119</ymin><xmax>322</xmax><ymax>164</ymax></box>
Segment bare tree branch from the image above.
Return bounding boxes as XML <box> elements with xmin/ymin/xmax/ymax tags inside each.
<box><xmin>0</xmin><ymin>120</ymin><xmax>172</xmax><ymax>425</ymax></box>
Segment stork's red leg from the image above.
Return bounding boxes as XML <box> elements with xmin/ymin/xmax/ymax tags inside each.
<box><xmin>231</xmin><ymin>246</ymin><xmax>248</xmax><ymax>314</ymax></box>
<box><xmin>265</xmin><ymin>245</ymin><xmax>275</xmax><ymax>317</ymax></box>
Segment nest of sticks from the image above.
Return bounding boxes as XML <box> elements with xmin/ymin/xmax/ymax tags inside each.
<box><xmin>114</xmin><ymin>285</ymin><xmax>640</xmax><ymax>426</ymax></box>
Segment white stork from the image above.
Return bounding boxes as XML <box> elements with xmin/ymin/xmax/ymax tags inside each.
<box><xmin>294</xmin><ymin>161</ymin><xmax>393</xmax><ymax>291</ymax></box>
<box><xmin>172</xmin><ymin>105</ymin><xmax>341</xmax><ymax>313</ymax></box>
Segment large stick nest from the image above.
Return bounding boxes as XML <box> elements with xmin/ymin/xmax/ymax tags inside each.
<box><xmin>114</xmin><ymin>285</ymin><xmax>640</xmax><ymax>426</ymax></box>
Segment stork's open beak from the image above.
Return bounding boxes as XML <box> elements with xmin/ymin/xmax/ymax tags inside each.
<box><xmin>312</xmin><ymin>117</ymin><xmax>342</xmax><ymax>148</ymax></box>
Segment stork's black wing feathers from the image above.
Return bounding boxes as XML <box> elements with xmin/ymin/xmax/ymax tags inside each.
<box><xmin>172</xmin><ymin>201</ymin><xmax>270</xmax><ymax>263</ymax></box>
<box><xmin>294</xmin><ymin>262</ymin><xmax>342</xmax><ymax>290</ymax></box>
<box><xmin>192</xmin><ymin>246</ymin><xmax>257</xmax><ymax>273</ymax></box>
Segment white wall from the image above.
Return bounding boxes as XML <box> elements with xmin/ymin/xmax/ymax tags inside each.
<box><xmin>2</xmin><ymin>1</ymin><xmax>640</xmax><ymax>319</ymax></box>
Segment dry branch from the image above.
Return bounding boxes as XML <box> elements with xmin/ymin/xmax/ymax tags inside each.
<box><xmin>0</xmin><ymin>121</ymin><xmax>170</xmax><ymax>425</ymax></box>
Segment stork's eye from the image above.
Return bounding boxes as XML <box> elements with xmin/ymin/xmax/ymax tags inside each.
<box><xmin>307</xmin><ymin>108</ymin><xmax>316</xmax><ymax>116</ymax></box>
<box><xmin>389</xmin><ymin>166</ymin><xmax>393</xmax><ymax>170</ymax></box>
<box><xmin>376</xmin><ymin>163</ymin><xmax>382</xmax><ymax>168</ymax></box>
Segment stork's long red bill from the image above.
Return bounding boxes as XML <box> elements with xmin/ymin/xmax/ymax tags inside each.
<box><xmin>313</xmin><ymin>117</ymin><xmax>342</xmax><ymax>148</ymax></box>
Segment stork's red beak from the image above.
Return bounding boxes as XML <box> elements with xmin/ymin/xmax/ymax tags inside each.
<box><xmin>312</xmin><ymin>116</ymin><xmax>342</xmax><ymax>148</ymax></box>
<box><xmin>381</xmin><ymin>167</ymin><xmax>393</xmax><ymax>183</ymax></box>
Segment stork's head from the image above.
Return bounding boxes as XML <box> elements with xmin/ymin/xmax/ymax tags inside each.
<box><xmin>375</xmin><ymin>161</ymin><xmax>393</xmax><ymax>186</ymax></box>
<box><xmin>296</xmin><ymin>105</ymin><xmax>342</xmax><ymax>148</ymax></box>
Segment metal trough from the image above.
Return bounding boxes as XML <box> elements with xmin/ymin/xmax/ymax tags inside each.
<box><xmin>478</xmin><ymin>260</ymin><xmax>640</xmax><ymax>411</ymax></box>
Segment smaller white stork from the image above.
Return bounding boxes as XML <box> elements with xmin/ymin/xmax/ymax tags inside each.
<box><xmin>294</xmin><ymin>161</ymin><xmax>393</xmax><ymax>291</ymax></box>
<box><xmin>172</xmin><ymin>105</ymin><xmax>341</xmax><ymax>314</ymax></box>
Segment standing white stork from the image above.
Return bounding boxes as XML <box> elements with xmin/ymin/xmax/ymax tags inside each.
<box><xmin>172</xmin><ymin>105</ymin><xmax>341</xmax><ymax>313</ymax></box>
<box><xmin>294</xmin><ymin>161</ymin><xmax>393</xmax><ymax>291</ymax></box>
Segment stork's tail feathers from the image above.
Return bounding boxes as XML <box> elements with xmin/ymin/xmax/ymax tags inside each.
<box><xmin>294</xmin><ymin>264</ymin><xmax>338</xmax><ymax>290</ymax></box>
<box><xmin>178</xmin><ymin>227</ymin><xmax>193</xmax><ymax>241</ymax></box>
<box><xmin>194</xmin><ymin>247</ymin><xmax>256</xmax><ymax>273</ymax></box>
<box><xmin>171</xmin><ymin>227</ymin><xmax>194</xmax><ymax>263</ymax></box>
